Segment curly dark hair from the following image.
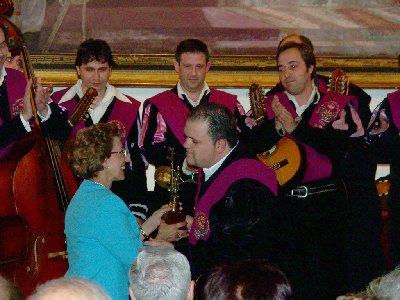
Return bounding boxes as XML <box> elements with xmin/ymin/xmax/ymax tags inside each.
<box><xmin>69</xmin><ymin>122</ymin><xmax>120</xmax><ymax>179</ymax></box>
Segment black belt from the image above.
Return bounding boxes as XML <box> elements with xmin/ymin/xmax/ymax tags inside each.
<box><xmin>285</xmin><ymin>183</ymin><xmax>338</xmax><ymax>198</ymax></box>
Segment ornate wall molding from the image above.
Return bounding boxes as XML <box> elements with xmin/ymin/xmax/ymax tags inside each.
<box><xmin>32</xmin><ymin>53</ymin><xmax>399</xmax><ymax>89</ymax></box>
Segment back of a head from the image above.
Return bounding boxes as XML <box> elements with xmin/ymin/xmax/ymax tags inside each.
<box><xmin>188</xmin><ymin>102</ymin><xmax>238</xmax><ymax>147</ymax></box>
<box><xmin>27</xmin><ymin>277</ymin><xmax>110</xmax><ymax>300</ymax></box>
<box><xmin>366</xmin><ymin>266</ymin><xmax>400</xmax><ymax>300</ymax></box>
<box><xmin>0</xmin><ymin>275</ymin><xmax>23</xmax><ymax>300</ymax></box>
<box><xmin>204</xmin><ymin>260</ymin><xmax>293</xmax><ymax>300</ymax></box>
<box><xmin>129</xmin><ymin>247</ymin><xmax>191</xmax><ymax>300</ymax></box>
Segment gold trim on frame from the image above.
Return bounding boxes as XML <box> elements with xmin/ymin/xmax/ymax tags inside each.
<box><xmin>31</xmin><ymin>54</ymin><xmax>399</xmax><ymax>89</ymax></box>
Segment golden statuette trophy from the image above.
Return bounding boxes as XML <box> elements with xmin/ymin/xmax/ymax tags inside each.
<box><xmin>155</xmin><ymin>148</ymin><xmax>186</xmax><ymax>225</ymax></box>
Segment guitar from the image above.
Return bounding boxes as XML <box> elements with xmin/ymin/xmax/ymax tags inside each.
<box><xmin>67</xmin><ymin>87</ymin><xmax>98</xmax><ymax>127</ymax></box>
<box><xmin>256</xmin><ymin>136</ymin><xmax>304</xmax><ymax>187</ymax></box>
<box><xmin>249</xmin><ymin>83</ymin><xmax>304</xmax><ymax>187</ymax></box>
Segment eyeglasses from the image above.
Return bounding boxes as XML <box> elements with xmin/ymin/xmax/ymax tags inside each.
<box><xmin>111</xmin><ymin>149</ymin><xmax>127</xmax><ymax>156</ymax></box>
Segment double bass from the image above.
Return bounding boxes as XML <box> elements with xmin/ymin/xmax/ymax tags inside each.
<box><xmin>0</xmin><ymin>17</ymin><xmax>95</xmax><ymax>296</ymax></box>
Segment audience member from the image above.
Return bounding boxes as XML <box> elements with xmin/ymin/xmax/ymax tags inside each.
<box><xmin>337</xmin><ymin>266</ymin><xmax>400</xmax><ymax>300</ymax></box>
<box><xmin>0</xmin><ymin>275</ymin><xmax>23</xmax><ymax>300</ymax></box>
<box><xmin>204</xmin><ymin>260</ymin><xmax>293</xmax><ymax>300</ymax></box>
<box><xmin>27</xmin><ymin>277</ymin><xmax>110</xmax><ymax>300</ymax></box>
<box><xmin>128</xmin><ymin>247</ymin><xmax>194</xmax><ymax>300</ymax></box>
<box><xmin>65</xmin><ymin>122</ymin><xmax>184</xmax><ymax>299</ymax></box>
<box><xmin>368</xmin><ymin>266</ymin><xmax>400</xmax><ymax>300</ymax></box>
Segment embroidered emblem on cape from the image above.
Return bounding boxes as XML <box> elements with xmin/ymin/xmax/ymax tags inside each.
<box><xmin>193</xmin><ymin>211</ymin><xmax>210</xmax><ymax>240</ymax></box>
<box><xmin>315</xmin><ymin>100</ymin><xmax>340</xmax><ymax>128</ymax></box>
<box><xmin>12</xmin><ymin>98</ymin><xmax>24</xmax><ymax>116</ymax></box>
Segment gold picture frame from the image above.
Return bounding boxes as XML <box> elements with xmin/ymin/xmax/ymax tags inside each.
<box><xmin>32</xmin><ymin>53</ymin><xmax>399</xmax><ymax>89</ymax></box>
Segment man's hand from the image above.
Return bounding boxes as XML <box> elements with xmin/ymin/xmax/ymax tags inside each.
<box><xmin>21</xmin><ymin>79</ymin><xmax>33</xmax><ymax>121</ymax></box>
<box><xmin>271</xmin><ymin>95</ymin><xmax>298</xmax><ymax>133</ymax></box>
<box><xmin>34</xmin><ymin>78</ymin><xmax>53</xmax><ymax>117</ymax></box>
<box><xmin>332</xmin><ymin>110</ymin><xmax>348</xmax><ymax>131</ymax></box>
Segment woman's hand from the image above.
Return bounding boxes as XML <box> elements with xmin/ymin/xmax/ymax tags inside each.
<box><xmin>156</xmin><ymin>220</ymin><xmax>188</xmax><ymax>242</ymax></box>
<box><xmin>186</xmin><ymin>215</ymin><xmax>193</xmax><ymax>232</ymax></box>
<box><xmin>141</xmin><ymin>205</ymin><xmax>171</xmax><ymax>236</ymax></box>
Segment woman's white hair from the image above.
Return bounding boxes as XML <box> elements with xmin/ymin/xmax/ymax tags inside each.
<box><xmin>128</xmin><ymin>246</ymin><xmax>191</xmax><ymax>300</ymax></box>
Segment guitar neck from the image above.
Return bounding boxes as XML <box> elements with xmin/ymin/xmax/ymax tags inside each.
<box><xmin>249</xmin><ymin>83</ymin><xmax>266</xmax><ymax>122</ymax></box>
<box><xmin>68</xmin><ymin>87</ymin><xmax>98</xmax><ymax>127</ymax></box>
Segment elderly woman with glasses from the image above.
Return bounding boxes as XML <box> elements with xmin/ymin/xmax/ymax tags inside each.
<box><xmin>65</xmin><ymin>122</ymin><xmax>188</xmax><ymax>300</ymax></box>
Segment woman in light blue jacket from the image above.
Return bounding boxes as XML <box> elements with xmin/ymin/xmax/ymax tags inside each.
<box><xmin>65</xmin><ymin>122</ymin><xmax>187</xmax><ymax>299</ymax></box>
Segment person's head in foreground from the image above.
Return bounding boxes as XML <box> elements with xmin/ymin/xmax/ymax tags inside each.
<box><xmin>27</xmin><ymin>277</ymin><xmax>110</xmax><ymax>300</ymax></box>
<box><xmin>128</xmin><ymin>246</ymin><xmax>194</xmax><ymax>300</ymax></box>
<box><xmin>204</xmin><ymin>259</ymin><xmax>293</xmax><ymax>300</ymax></box>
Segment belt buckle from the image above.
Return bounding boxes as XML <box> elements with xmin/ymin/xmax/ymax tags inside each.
<box><xmin>292</xmin><ymin>186</ymin><xmax>308</xmax><ymax>198</ymax></box>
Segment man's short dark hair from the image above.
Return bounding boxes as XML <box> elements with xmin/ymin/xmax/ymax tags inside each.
<box><xmin>175</xmin><ymin>39</ymin><xmax>209</xmax><ymax>63</ymax></box>
<box><xmin>277</xmin><ymin>41</ymin><xmax>316</xmax><ymax>78</ymax></box>
<box><xmin>204</xmin><ymin>260</ymin><xmax>293</xmax><ymax>300</ymax></box>
<box><xmin>74</xmin><ymin>39</ymin><xmax>116</xmax><ymax>67</ymax></box>
<box><xmin>188</xmin><ymin>102</ymin><xmax>238</xmax><ymax>148</ymax></box>
<box><xmin>278</xmin><ymin>34</ymin><xmax>314</xmax><ymax>53</ymax></box>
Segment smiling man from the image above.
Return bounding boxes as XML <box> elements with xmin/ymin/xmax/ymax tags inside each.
<box><xmin>50</xmin><ymin>39</ymin><xmax>147</xmax><ymax>217</ymax></box>
<box><xmin>268</xmin><ymin>35</ymin><xmax>385</xmax><ymax>293</ymax></box>
<box><xmin>246</xmin><ymin>41</ymin><xmax>365</xmax><ymax>300</ymax></box>
<box><xmin>139</xmin><ymin>39</ymin><xmax>250</xmax><ymax>216</ymax></box>
<box><xmin>183</xmin><ymin>102</ymin><xmax>278</xmax><ymax>287</ymax></box>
